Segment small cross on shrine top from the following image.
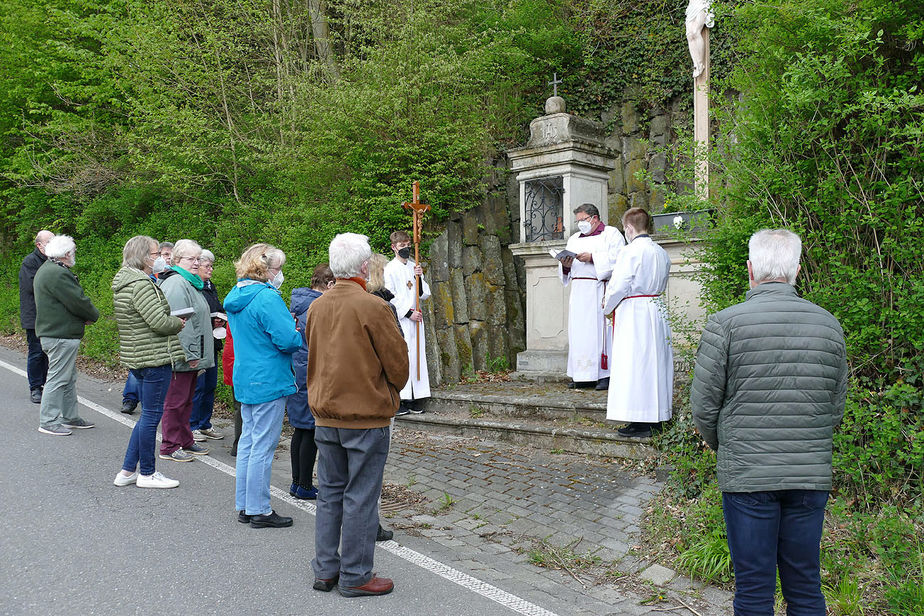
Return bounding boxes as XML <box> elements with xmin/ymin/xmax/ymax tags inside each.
<box><xmin>548</xmin><ymin>72</ymin><xmax>563</xmax><ymax>97</ymax></box>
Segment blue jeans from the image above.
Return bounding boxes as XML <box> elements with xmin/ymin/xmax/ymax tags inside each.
<box><xmin>235</xmin><ymin>398</ymin><xmax>286</xmax><ymax>516</ymax></box>
<box><xmin>190</xmin><ymin>364</ymin><xmax>217</xmax><ymax>431</ymax></box>
<box><xmin>26</xmin><ymin>329</ymin><xmax>48</xmax><ymax>391</ymax></box>
<box><xmin>312</xmin><ymin>426</ymin><xmax>390</xmax><ymax>588</ymax></box>
<box><xmin>122</xmin><ymin>372</ymin><xmax>140</xmax><ymax>404</ymax></box>
<box><xmin>121</xmin><ymin>365</ymin><xmax>172</xmax><ymax>476</ymax></box>
<box><xmin>723</xmin><ymin>490</ymin><xmax>828</xmax><ymax>616</ymax></box>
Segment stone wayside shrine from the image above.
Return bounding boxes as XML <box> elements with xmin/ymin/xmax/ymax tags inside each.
<box><xmin>507</xmin><ymin>93</ymin><xmax>616</xmax><ymax>377</ymax></box>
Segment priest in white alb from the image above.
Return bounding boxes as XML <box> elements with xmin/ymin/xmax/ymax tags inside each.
<box><xmin>384</xmin><ymin>230</ymin><xmax>431</xmax><ymax>415</ymax></box>
<box><xmin>558</xmin><ymin>203</ymin><xmax>626</xmax><ymax>390</ymax></box>
<box><xmin>602</xmin><ymin>207</ymin><xmax>673</xmax><ymax>438</ymax></box>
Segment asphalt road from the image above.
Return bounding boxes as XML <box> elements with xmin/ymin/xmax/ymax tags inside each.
<box><xmin>0</xmin><ymin>345</ymin><xmax>557</xmax><ymax>616</ymax></box>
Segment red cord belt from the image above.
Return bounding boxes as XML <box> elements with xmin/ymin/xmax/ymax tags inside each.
<box><xmin>625</xmin><ymin>293</ymin><xmax>661</xmax><ymax>299</ymax></box>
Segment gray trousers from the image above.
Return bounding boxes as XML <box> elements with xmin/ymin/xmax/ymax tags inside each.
<box><xmin>39</xmin><ymin>338</ymin><xmax>81</xmax><ymax>427</ymax></box>
<box><xmin>312</xmin><ymin>425</ymin><xmax>390</xmax><ymax>588</ymax></box>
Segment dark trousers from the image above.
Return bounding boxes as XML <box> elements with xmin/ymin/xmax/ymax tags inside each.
<box><xmin>121</xmin><ymin>365</ymin><xmax>172</xmax><ymax>475</ymax></box>
<box><xmin>723</xmin><ymin>490</ymin><xmax>828</xmax><ymax>616</ymax></box>
<box><xmin>190</xmin><ymin>364</ymin><xmax>218</xmax><ymax>431</ymax></box>
<box><xmin>160</xmin><ymin>371</ymin><xmax>197</xmax><ymax>455</ymax></box>
<box><xmin>25</xmin><ymin>329</ymin><xmax>48</xmax><ymax>391</ymax></box>
<box><xmin>122</xmin><ymin>371</ymin><xmax>140</xmax><ymax>403</ymax></box>
<box><xmin>312</xmin><ymin>426</ymin><xmax>390</xmax><ymax>588</ymax></box>
<box><xmin>291</xmin><ymin>427</ymin><xmax>318</xmax><ymax>489</ymax></box>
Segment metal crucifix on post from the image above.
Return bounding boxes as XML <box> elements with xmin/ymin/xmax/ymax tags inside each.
<box><xmin>548</xmin><ymin>72</ymin><xmax>563</xmax><ymax>97</ymax></box>
<box><xmin>403</xmin><ymin>181</ymin><xmax>430</xmax><ymax>380</ymax></box>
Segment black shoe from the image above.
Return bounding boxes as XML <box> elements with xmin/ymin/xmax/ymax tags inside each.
<box><xmin>238</xmin><ymin>510</ymin><xmax>252</xmax><ymax>524</ymax></box>
<box><xmin>121</xmin><ymin>400</ymin><xmax>137</xmax><ymax>415</ymax></box>
<box><xmin>617</xmin><ymin>422</ymin><xmax>652</xmax><ymax>438</ymax></box>
<box><xmin>594</xmin><ymin>377</ymin><xmax>610</xmax><ymax>391</ymax></box>
<box><xmin>376</xmin><ymin>524</ymin><xmax>394</xmax><ymax>542</ymax></box>
<box><xmin>313</xmin><ymin>574</ymin><xmax>339</xmax><ymax>592</ymax></box>
<box><xmin>30</xmin><ymin>388</ymin><xmax>42</xmax><ymax>404</ymax></box>
<box><xmin>250</xmin><ymin>510</ymin><xmax>293</xmax><ymax>528</ymax></box>
<box><xmin>568</xmin><ymin>381</ymin><xmax>595</xmax><ymax>389</ymax></box>
<box><xmin>395</xmin><ymin>407</ymin><xmax>411</xmax><ymax>417</ymax></box>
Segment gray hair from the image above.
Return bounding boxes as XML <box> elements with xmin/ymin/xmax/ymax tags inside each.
<box><xmin>199</xmin><ymin>249</ymin><xmax>215</xmax><ymax>264</ymax></box>
<box><xmin>123</xmin><ymin>235</ymin><xmax>157</xmax><ymax>270</ymax></box>
<box><xmin>171</xmin><ymin>239</ymin><xmax>202</xmax><ymax>265</ymax></box>
<box><xmin>264</xmin><ymin>247</ymin><xmax>285</xmax><ymax>270</ymax></box>
<box><xmin>573</xmin><ymin>203</ymin><xmax>600</xmax><ymax>218</ymax></box>
<box><xmin>329</xmin><ymin>233</ymin><xmax>371</xmax><ymax>278</ymax></box>
<box><xmin>749</xmin><ymin>229</ymin><xmax>802</xmax><ymax>285</ymax></box>
<box><xmin>159</xmin><ymin>241</ymin><xmax>174</xmax><ymax>251</ymax></box>
<box><xmin>45</xmin><ymin>235</ymin><xmax>76</xmax><ymax>259</ymax></box>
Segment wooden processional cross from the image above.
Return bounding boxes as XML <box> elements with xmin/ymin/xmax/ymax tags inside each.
<box><xmin>403</xmin><ymin>181</ymin><xmax>430</xmax><ymax>380</ymax></box>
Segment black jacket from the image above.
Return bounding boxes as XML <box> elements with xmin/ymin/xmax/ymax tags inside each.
<box><xmin>19</xmin><ymin>248</ymin><xmax>47</xmax><ymax>329</ymax></box>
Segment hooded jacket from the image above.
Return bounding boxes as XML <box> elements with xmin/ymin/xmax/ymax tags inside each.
<box><xmin>111</xmin><ymin>267</ymin><xmax>185</xmax><ymax>369</ymax></box>
<box><xmin>159</xmin><ymin>268</ymin><xmax>214</xmax><ymax>372</ymax></box>
<box><xmin>286</xmin><ymin>287</ymin><xmax>323</xmax><ymax>429</ymax></box>
<box><xmin>224</xmin><ymin>280</ymin><xmax>302</xmax><ymax>405</ymax></box>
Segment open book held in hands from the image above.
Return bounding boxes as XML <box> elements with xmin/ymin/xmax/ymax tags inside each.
<box><xmin>549</xmin><ymin>248</ymin><xmax>577</xmax><ymax>262</ymax></box>
<box><xmin>170</xmin><ymin>306</ymin><xmax>196</xmax><ymax>318</ymax></box>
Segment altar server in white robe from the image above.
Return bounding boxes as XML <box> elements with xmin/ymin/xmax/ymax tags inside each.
<box><xmin>385</xmin><ymin>230</ymin><xmax>431</xmax><ymax>415</ymax></box>
<box><xmin>602</xmin><ymin>207</ymin><xmax>673</xmax><ymax>438</ymax></box>
<box><xmin>559</xmin><ymin>203</ymin><xmax>626</xmax><ymax>390</ymax></box>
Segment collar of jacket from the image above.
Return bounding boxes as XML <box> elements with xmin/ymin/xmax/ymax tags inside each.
<box><xmin>173</xmin><ymin>265</ymin><xmax>204</xmax><ymax>290</ymax></box>
<box><xmin>746</xmin><ymin>281</ymin><xmax>797</xmax><ymax>300</ymax></box>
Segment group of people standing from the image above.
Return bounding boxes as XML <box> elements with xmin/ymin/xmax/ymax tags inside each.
<box><xmin>559</xmin><ymin>205</ymin><xmax>673</xmax><ymax>439</ymax></box>
<box><xmin>19</xmin><ymin>226</ymin><xmax>430</xmax><ymax>598</ymax></box>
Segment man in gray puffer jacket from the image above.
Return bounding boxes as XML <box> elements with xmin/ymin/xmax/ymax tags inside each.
<box><xmin>692</xmin><ymin>229</ymin><xmax>848</xmax><ymax>616</ymax></box>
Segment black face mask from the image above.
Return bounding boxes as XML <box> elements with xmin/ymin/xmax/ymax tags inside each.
<box><xmin>397</xmin><ymin>247</ymin><xmax>411</xmax><ymax>260</ymax></box>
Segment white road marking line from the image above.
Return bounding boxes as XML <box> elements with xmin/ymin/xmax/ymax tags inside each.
<box><xmin>1</xmin><ymin>357</ymin><xmax>559</xmax><ymax>616</ymax></box>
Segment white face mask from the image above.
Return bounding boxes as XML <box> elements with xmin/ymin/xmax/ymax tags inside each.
<box><xmin>271</xmin><ymin>270</ymin><xmax>284</xmax><ymax>289</ymax></box>
<box><xmin>152</xmin><ymin>256</ymin><xmax>167</xmax><ymax>273</ymax></box>
<box><xmin>577</xmin><ymin>219</ymin><xmax>593</xmax><ymax>235</ymax></box>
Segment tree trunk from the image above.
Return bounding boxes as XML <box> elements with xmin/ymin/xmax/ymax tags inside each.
<box><xmin>307</xmin><ymin>0</ymin><xmax>338</xmax><ymax>79</ymax></box>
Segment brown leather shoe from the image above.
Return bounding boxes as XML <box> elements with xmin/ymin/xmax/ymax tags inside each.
<box><xmin>339</xmin><ymin>574</ymin><xmax>394</xmax><ymax>597</ymax></box>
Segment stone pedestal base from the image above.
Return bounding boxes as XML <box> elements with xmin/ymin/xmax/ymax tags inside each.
<box><xmin>513</xmin><ymin>349</ymin><xmax>568</xmax><ymax>379</ymax></box>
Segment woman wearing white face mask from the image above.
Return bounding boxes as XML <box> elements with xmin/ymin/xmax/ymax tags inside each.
<box><xmin>223</xmin><ymin>244</ymin><xmax>302</xmax><ymax>528</ymax></box>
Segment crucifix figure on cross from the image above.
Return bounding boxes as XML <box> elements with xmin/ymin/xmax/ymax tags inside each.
<box><xmin>548</xmin><ymin>72</ymin><xmax>563</xmax><ymax>98</ymax></box>
<box><xmin>402</xmin><ymin>181</ymin><xmax>430</xmax><ymax>379</ymax></box>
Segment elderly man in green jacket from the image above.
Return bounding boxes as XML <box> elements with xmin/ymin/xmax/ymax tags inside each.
<box><xmin>33</xmin><ymin>235</ymin><xmax>100</xmax><ymax>436</ymax></box>
<box><xmin>691</xmin><ymin>229</ymin><xmax>848</xmax><ymax>616</ymax></box>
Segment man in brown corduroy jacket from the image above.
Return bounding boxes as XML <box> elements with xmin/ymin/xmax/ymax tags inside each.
<box><xmin>306</xmin><ymin>232</ymin><xmax>408</xmax><ymax>598</ymax></box>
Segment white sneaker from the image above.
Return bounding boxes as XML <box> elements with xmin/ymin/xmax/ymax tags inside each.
<box><xmin>192</xmin><ymin>430</ymin><xmax>207</xmax><ymax>442</ymax></box>
<box><xmin>113</xmin><ymin>471</ymin><xmax>139</xmax><ymax>487</ymax></box>
<box><xmin>136</xmin><ymin>471</ymin><xmax>179</xmax><ymax>489</ymax></box>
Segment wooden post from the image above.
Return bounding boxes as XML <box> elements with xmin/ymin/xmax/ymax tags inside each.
<box><xmin>694</xmin><ymin>27</ymin><xmax>710</xmax><ymax>201</ymax></box>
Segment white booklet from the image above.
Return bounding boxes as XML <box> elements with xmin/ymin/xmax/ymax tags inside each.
<box><xmin>170</xmin><ymin>307</ymin><xmax>195</xmax><ymax>318</ymax></box>
<box><xmin>548</xmin><ymin>248</ymin><xmax>577</xmax><ymax>262</ymax></box>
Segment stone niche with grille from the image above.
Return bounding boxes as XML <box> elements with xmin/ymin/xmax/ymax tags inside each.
<box><xmin>507</xmin><ymin>95</ymin><xmax>616</xmax><ymax>377</ymax></box>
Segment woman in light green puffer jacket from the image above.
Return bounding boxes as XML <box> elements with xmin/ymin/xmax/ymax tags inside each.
<box><xmin>112</xmin><ymin>236</ymin><xmax>186</xmax><ymax>489</ymax></box>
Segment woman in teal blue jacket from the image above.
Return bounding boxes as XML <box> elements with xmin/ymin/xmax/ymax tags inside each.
<box><xmin>224</xmin><ymin>243</ymin><xmax>302</xmax><ymax>529</ymax></box>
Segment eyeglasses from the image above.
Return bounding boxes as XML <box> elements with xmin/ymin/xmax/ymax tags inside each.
<box><xmin>200</xmin><ymin>262</ymin><xmax>213</xmax><ymax>268</ymax></box>
<box><xmin>179</xmin><ymin>256</ymin><xmax>201</xmax><ymax>263</ymax></box>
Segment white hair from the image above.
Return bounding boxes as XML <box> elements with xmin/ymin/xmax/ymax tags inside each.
<box><xmin>45</xmin><ymin>235</ymin><xmax>76</xmax><ymax>259</ymax></box>
<box><xmin>328</xmin><ymin>233</ymin><xmax>371</xmax><ymax>278</ymax></box>
<box><xmin>171</xmin><ymin>239</ymin><xmax>202</xmax><ymax>265</ymax></box>
<box><xmin>749</xmin><ymin>229</ymin><xmax>802</xmax><ymax>284</ymax></box>
<box><xmin>199</xmin><ymin>249</ymin><xmax>215</xmax><ymax>263</ymax></box>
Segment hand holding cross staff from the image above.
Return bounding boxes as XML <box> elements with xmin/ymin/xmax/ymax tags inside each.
<box><xmin>403</xmin><ymin>181</ymin><xmax>430</xmax><ymax>379</ymax></box>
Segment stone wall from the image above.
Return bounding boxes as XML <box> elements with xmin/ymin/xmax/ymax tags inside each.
<box><xmin>602</xmin><ymin>91</ymin><xmax>689</xmax><ymax>222</ymax></box>
<box><xmin>423</xmin><ymin>163</ymin><xmax>526</xmax><ymax>386</ymax></box>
